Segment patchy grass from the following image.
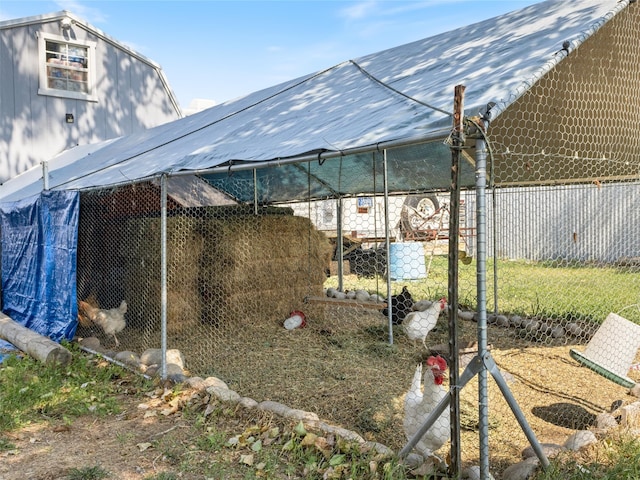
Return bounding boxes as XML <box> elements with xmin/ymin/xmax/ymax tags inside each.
<box><xmin>532</xmin><ymin>434</ymin><xmax>640</xmax><ymax>480</ymax></box>
<box><xmin>327</xmin><ymin>255</ymin><xmax>640</xmax><ymax>322</ymax></box>
<box><xmin>1</xmin><ymin>342</ymin><xmax>640</xmax><ymax>479</ymax></box>
<box><xmin>66</xmin><ymin>465</ymin><xmax>110</xmax><ymax>480</ymax></box>
<box><xmin>3</xmin><ymin>257</ymin><xmax>640</xmax><ymax>479</ymax></box>
<box><xmin>0</xmin><ymin>342</ymin><xmax>152</xmax><ymax>433</ymax></box>
<box><xmin>0</xmin><ymin>347</ymin><xmax>410</xmax><ymax>480</ymax></box>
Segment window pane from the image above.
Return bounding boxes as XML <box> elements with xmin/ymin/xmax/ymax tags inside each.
<box><xmin>44</xmin><ymin>40</ymin><xmax>89</xmax><ymax>94</ymax></box>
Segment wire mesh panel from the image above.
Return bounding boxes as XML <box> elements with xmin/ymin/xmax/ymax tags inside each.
<box><xmin>296</xmin><ymin>200</ymin><xmax>461</xmax><ymax>467</ymax></box>
<box><xmin>70</xmin><ymin>6</ymin><xmax>640</xmax><ymax>476</ymax></box>
<box><xmin>470</xmin><ymin>4</ymin><xmax>640</xmax><ymax>475</ymax></box>
<box><xmin>77</xmin><ymin>183</ymin><xmax>164</xmax><ymax>351</ymax></box>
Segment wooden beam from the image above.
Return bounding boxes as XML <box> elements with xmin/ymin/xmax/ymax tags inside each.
<box><xmin>0</xmin><ymin>313</ymin><xmax>72</xmax><ymax>366</ymax></box>
<box><xmin>305</xmin><ymin>296</ymin><xmax>387</xmax><ymax>310</ymax></box>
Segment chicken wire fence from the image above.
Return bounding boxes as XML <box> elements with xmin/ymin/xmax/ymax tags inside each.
<box><xmin>73</xmin><ymin>8</ymin><xmax>640</xmax><ymax>476</ymax></box>
<box><xmin>74</xmin><ymin>177</ymin><xmax>640</xmax><ymax>474</ymax></box>
<box><xmin>467</xmin><ymin>4</ymin><xmax>640</xmax><ymax>475</ymax></box>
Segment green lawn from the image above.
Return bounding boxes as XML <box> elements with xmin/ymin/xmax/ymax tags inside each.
<box><xmin>326</xmin><ymin>255</ymin><xmax>640</xmax><ymax>323</ymax></box>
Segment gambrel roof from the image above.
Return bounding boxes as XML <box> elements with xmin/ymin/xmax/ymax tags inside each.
<box><xmin>0</xmin><ymin>10</ymin><xmax>181</xmax><ymax>115</ymax></box>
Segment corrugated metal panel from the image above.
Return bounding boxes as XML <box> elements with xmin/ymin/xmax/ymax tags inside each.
<box><xmin>490</xmin><ymin>182</ymin><xmax>640</xmax><ymax>263</ymax></box>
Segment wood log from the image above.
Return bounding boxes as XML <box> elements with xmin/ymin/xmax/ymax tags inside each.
<box><xmin>0</xmin><ymin>313</ymin><xmax>72</xmax><ymax>366</ymax></box>
<box><xmin>304</xmin><ymin>296</ymin><xmax>387</xmax><ymax>310</ymax></box>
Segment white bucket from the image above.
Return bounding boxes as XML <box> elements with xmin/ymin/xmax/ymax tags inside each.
<box><xmin>389</xmin><ymin>242</ymin><xmax>427</xmax><ymax>280</ymax></box>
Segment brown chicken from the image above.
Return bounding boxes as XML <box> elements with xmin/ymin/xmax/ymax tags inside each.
<box><xmin>78</xmin><ymin>298</ymin><xmax>127</xmax><ymax>347</ymax></box>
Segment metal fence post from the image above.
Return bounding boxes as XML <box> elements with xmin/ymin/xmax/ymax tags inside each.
<box><xmin>160</xmin><ymin>174</ymin><xmax>168</xmax><ymax>380</ymax></box>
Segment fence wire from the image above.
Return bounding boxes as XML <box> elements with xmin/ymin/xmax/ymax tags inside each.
<box><xmin>73</xmin><ymin>5</ymin><xmax>640</xmax><ymax>476</ymax></box>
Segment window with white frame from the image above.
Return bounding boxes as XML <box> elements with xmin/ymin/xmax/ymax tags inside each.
<box><xmin>38</xmin><ymin>32</ymin><xmax>97</xmax><ymax>101</ymax></box>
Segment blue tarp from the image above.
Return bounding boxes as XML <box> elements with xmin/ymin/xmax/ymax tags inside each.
<box><xmin>0</xmin><ymin>191</ymin><xmax>79</xmax><ymax>361</ymax></box>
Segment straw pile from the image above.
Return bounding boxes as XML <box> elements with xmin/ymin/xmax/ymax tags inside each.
<box><xmin>122</xmin><ymin>215</ymin><xmax>205</xmax><ymax>337</ymax></box>
<box><xmin>120</xmin><ymin>206</ymin><xmax>331</xmax><ymax>338</ymax></box>
<box><xmin>196</xmin><ymin>209</ymin><xmax>331</xmax><ymax>331</ymax></box>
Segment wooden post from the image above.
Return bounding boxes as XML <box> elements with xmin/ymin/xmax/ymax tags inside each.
<box><xmin>448</xmin><ymin>84</ymin><xmax>465</xmax><ymax>475</ymax></box>
<box><xmin>0</xmin><ymin>313</ymin><xmax>72</xmax><ymax>366</ymax></box>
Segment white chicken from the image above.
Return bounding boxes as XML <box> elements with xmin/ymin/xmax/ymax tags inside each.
<box><xmin>403</xmin><ymin>355</ymin><xmax>451</xmax><ymax>460</ymax></box>
<box><xmin>402</xmin><ymin>297</ymin><xmax>447</xmax><ymax>349</ymax></box>
<box><xmin>78</xmin><ymin>299</ymin><xmax>127</xmax><ymax>347</ymax></box>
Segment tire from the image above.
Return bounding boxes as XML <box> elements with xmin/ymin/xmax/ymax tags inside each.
<box><xmin>400</xmin><ymin>194</ymin><xmax>440</xmax><ymax>237</ymax></box>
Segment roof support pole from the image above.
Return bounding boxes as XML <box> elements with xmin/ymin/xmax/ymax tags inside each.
<box><xmin>383</xmin><ymin>149</ymin><xmax>393</xmax><ymax>345</ymax></box>
<box><xmin>336</xmin><ymin>197</ymin><xmax>344</xmax><ymax>292</ymax></box>
<box><xmin>475</xmin><ymin>111</ymin><xmax>491</xmax><ymax>480</ymax></box>
<box><xmin>400</xmin><ymin>99</ymin><xmax>550</xmax><ymax>476</ymax></box>
<box><xmin>42</xmin><ymin>161</ymin><xmax>49</xmax><ymax>191</ymax></box>
<box><xmin>491</xmin><ymin>189</ymin><xmax>499</xmax><ymax>315</ymax></box>
<box><xmin>253</xmin><ymin>169</ymin><xmax>258</xmax><ymax>215</ymax></box>
<box><xmin>473</xmin><ymin>108</ymin><xmax>549</xmax><ymax>478</ymax></box>
<box><xmin>160</xmin><ymin>174</ymin><xmax>168</xmax><ymax>380</ymax></box>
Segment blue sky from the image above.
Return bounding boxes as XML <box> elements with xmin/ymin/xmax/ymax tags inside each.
<box><xmin>1</xmin><ymin>0</ymin><xmax>545</xmax><ymax>111</ymax></box>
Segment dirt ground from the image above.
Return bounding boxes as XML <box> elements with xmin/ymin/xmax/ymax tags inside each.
<box><xmin>3</xmin><ymin>310</ymin><xmax>639</xmax><ymax>480</ymax></box>
<box><xmin>0</xmin><ymin>388</ymin><xmax>194</xmax><ymax>480</ymax></box>
<box><xmin>193</xmin><ymin>306</ymin><xmax>640</xmax><ymax>472</ymax></box>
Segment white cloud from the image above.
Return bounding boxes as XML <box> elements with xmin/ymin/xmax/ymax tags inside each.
<box><xmin>338</xmin><ymin>0</ymin><xmax>379</xmax><ymax>20</ymax></box>
<box><xmin>54</xmin><ymin>0</ymin><xmax>109</xmax><ymax>23</ymax></box>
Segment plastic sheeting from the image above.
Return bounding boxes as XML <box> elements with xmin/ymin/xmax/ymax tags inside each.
<box><xmin>0</xmin><ymin>0</ymin><xmax>626</xmax><ymax>204</ymax></box>
<box><xmin>0</xmin><ymin>191</ymin><xmax>79</xmax><ymax>361</ymax></box>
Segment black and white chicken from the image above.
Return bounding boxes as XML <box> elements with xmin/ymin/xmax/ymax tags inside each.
<box><xmin>382</xmin><ymin>286</ymin><xmax>414</xmax><ymax>325</ymax></box>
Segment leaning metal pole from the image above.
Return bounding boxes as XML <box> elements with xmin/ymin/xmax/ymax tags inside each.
<box><xmin>447</xmin><ymin>84</ymin><xmax>465</xmax><ymax>474</ymax></box>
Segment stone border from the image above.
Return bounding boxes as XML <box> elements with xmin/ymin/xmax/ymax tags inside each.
<box><xmin>75</xmin><ymin>328</ymin><xmax>640</xmax><ymax>480</ymax></box>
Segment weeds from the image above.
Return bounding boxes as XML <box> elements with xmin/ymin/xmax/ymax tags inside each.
<box><xmin>0</xmin><ymin>437</ymin><xmax>15</xmax><ymax>452</ymax></box>
<box><xmin>143</xmin><ymin>473</ymin><xmax>178</xmax><ymax>480</ymax></box>
<box><xmin>2</xmin><ymin>327</ymin><xmax>640</xmax><ymax>479</ymax></box>
<box><xmin>532</xmin><ymin>435</ymin><xmax>640</xmax><ymax>480</ymax></box>
<box><xmin>66</xmin><ymin>465</ymin><xmax>109</xmax><ymax>480</ymax></box>
<box><xmin>0</xmin><ymin>342</ymin><xmax>153</xmax><ymax>433</ymax></box>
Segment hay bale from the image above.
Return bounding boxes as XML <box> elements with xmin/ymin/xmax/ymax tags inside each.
<box><xmin>197</xmin><ymin>212</ymin><xmax>331</xmax><ymax>328</ymax></box>
<box><xmin>118</xmin><ymin>208</ymin><xmax>330</xmax><ymax>337</ymax></box>
<box><xmin>123</xmin><ymin>215</ymin><xmax>204</xmax><ymax>336</ymax></box>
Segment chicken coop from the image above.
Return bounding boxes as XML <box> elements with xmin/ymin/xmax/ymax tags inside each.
<box><xmin>2</xmin><ymin>1</ymin><xmax>640</xmax><ymax>477</ymax></box>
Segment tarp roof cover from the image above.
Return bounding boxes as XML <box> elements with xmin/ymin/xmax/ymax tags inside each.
<box><xmin>0</xmin><ymin>0</ymin><xmax>627</xmax><ymax>204</ymax></box>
